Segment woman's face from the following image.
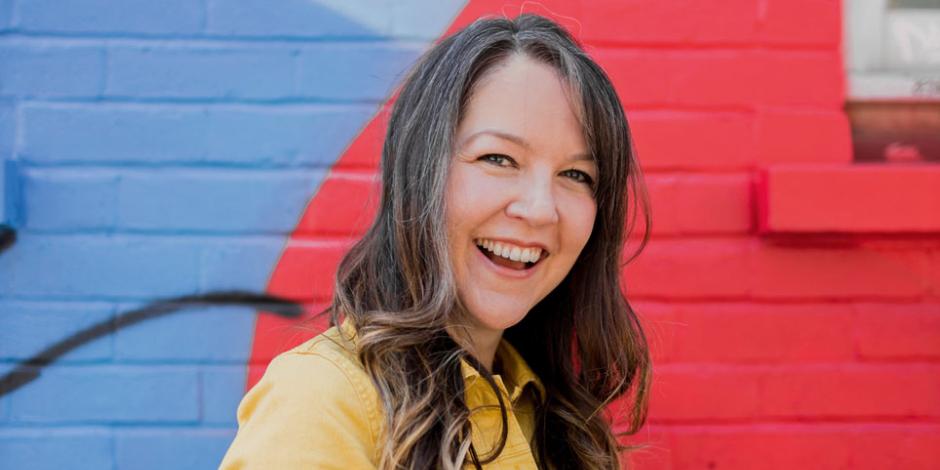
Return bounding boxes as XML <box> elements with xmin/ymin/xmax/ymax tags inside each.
<box><xmin>445</xmin><ymin>54</ymin><xmax>597</xmax><ymax>336</ymax></box>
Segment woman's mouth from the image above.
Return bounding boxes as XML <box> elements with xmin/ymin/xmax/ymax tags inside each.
<box><xmin>473</xmin><ymin>238</ymin><xmax>548</xmax><ymax>271</ymax></box>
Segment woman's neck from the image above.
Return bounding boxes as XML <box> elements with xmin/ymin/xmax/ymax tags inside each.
<box><xmin>449</xmin><ymin>324</ymin><xmax>504</xmax><ymax>372</ymax></box>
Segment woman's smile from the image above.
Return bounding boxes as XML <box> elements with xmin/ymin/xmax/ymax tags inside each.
<box><xmin>472</xmin><ymin>237</ymin><xmax>549</xmax><ymax>278</ymax></box>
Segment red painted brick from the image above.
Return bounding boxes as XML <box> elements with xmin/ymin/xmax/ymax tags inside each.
<box><xmin>632</xmin><ymin>301</ymin><xmax>681</xmax><ymax>364</ymax></box>
<box><xmin>265</xmin><ymin>239</ymin><xmax>351</xmax><ymax>301</ymax></box>
<box><xmin>625</xmin><ymin>424</ymin><xmax>940</xmax><ymax>470</ymax></box>
<box><xmin>931</xmin><ymin>250</ymin><xmax>940</xmax><ymax>298</ymax></box>
<box><xmin>759</xmin><ymin>0</ymin><xmax>841</xmax><ymax>46</ymax></box>
<box><xmin>758</xmin><ymin>166</ymin><xmax>940</xmax><ymax>233</ymax></box>
<box><xmin>624</xmin><ymin>239</ymin><xmax>753</xmax><ymax>299</ymax></box>
<box><xmin>639</xmin><ymin>302</ymin><xmax>855</xmax><ymax>364</ymax></box>
<box><xmin>580</xmin><ymin>0</ymin><xmax>759</xmax><ymax>45</ymax></box>
<box><xmin>640</xmin><ymin>426</ymin><xmax>851</xmax><ymax>470</ymax></box>
<box><xmin>646</xmin><ymin>364</ymin><xmax>940</xmax><ymax>423</ymax></box>
<box><xmin>665</xmin><ymin>428</ymin><xmax>850</xmax><ymax>470</ymax></box>
<box><xmin>246</xmin><ymin>364</ymin><xmax>266</xmax><ymax>393</ymax></box>
<box><xmin>756</xmin><ymin>51</ymin><xmax>844</xmax><ymax>108</ymax></box>
<box><xmin>852</xmin><ymin>425</ymin><xmax>940</xmax><ymax>469</ymax></box>
<box><xmin>755</xmin><ymin>110</ymin><xmax>851</xmax><ymax>165</ymax></box>
<box><xmin>294</xmin><ymin>171</ymin><xmax>379</xmax><ymax>237</ymax></box>
<box><xmin>854</xmin><ymin>303</ymin><xmax>940</xmax><ymax>360</ymax></box>
<box><xmin>626</xmin><ymin>239</ymin><xmax>931</xmax><ymax>300</ymax></box>
<box><xmin>751</xmin><ymin>242</ymin><xmax>932</xmax><ymax>300</ymax></box>
<box><xmin>601</xmin><ymin>50</ymin><xmax>842</xmax><ymax>109</ymax></box>
<box><xmin>597</xmin><ymin>50</ymin><xmax>760</xmax><ymax>108</ymax></box>
<box><xmin>652</xmin><ymin>173</ymin><xmax>753</xmax><ymax>235</ymax></box>
<box><xmin>646</xmin><ymin>365</ymin><xmax>762</xmax><ymax>421</ymax></box>
<box><xmin>644</xmin><ymin>174</ymin><xmax>750</xmax><ymax>235</ymax></box>
<box><xmin>760</xmin><ymin>365</ymin><xmax>940</xmax><ymax>419</ymax></box>
<box><xmin>631</xmin><ymin>111</ymin><xmax>753</xmax><ymax>170</ymax></box>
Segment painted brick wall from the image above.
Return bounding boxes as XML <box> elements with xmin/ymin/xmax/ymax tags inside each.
<box><xmin>576</xmin><ymin>1</ymin><xmax>939</xmax><ymax>468</ymax></box>
<box><xmin>254</xmin><ymin>1</ymin><xmax>940</xmax><ymax>469</ymax></box>
<box><xmin>0</xmin><ymin>1</ymin><xmax>463</xmax><ymax>469</ymax></box>
<box><xmin>2</xmin><ymin>1</ymin><xmax>938</xmax><ymax>470</ymax></box>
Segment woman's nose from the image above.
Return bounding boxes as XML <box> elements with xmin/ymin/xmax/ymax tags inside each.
<box><xmin>505</xmin><ymin>177</ymin><xmax>559</xmax><ymax>226</ymax></box>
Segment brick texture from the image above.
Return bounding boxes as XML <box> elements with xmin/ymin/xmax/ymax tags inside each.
<box><xmin>0</xmin><ymin>3</ymin><xmax>463</xmax><ymax>469</ymax></box>
<box><xmin>3</xmin><ymin>1</ymin><xmax>939</xmax><ymax>469</ymax></box>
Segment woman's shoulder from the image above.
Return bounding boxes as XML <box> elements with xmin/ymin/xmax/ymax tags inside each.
<box><xmin>221</xmin><ymin>324</ymin><xmax>382</xmax><ymax>468</ymax></box>
<box><xmin>260</xmin><ymin>323</ymin><xmax>377</xmax><ymax>412</ymax></box>
<box><xmin>281</xmin><ymin>324</ymin><xmax>364</xmax><ymax>375</ymax></box>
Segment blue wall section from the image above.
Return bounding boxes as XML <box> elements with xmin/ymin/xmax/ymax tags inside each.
<box><xmin>0</xmin><ymin>1</ymin><xmax>465</xmax><ymax>468</ymax></box>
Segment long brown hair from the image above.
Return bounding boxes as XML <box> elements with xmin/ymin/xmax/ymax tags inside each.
<box><xmin>329</xmin><ymin>14</ymin><xmax>651</xmax><ymax>469</ymax></box>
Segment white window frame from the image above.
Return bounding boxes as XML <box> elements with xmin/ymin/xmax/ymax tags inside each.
<box><xmin>845</xmin><ymin>0</ymin><xmax>940</xmax><ymax>100</ymax></box>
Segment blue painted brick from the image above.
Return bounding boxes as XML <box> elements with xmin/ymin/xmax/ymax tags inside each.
<box><xmin>0</xmin><ymin>428</ymin><xmax>112</xmax><ymax>470</ymax></box>
<box><xmin>199</xmin><ymin>237</ymin><xmax>284</xmax><ymax>292</ymax></box>
<box><xmin>0</xmin><ymin>43</ymin><xmax>105</xmax><ymax>98</ymax></box>
<box><xmin>0</xmin><ymin>103</ymin><xmax>13</xmax><ymax>226</ymax></box>
<box><xmin>0</xmin><ymin>234</ymin><xmax>201</xmax><ymax>297</ymax></box>
<box><xmin>16</xmin><ymin>0</ymin><xmax>205</xmax><ymax>35</ymax></box>
<box><xmin>116</xmin><ymin>169</ymin><xmax>323</xmax><ymax>232</ymax></box>
<box><xmin>0</xmin><ymin>160</ymin><xmax>14</xmax><ymax>227</ymax></box>
<box><xmin>206</xmin><ymin>106</ymin><xmax>372</xmax><ymax>167</ymax></box>
<box><xmin>115</xmin><ymin>428</ymin><xmax>236</xmax><ymax>470</ymax></box>
<box><xmin>20</xmin><ymin>103</ymin><xmax>372</xmax><ymax>166</ymax></box>
<box><xmin>0</xmin><ymin>300</ymin><xmax>113</xmax><ymax>362</ymax></box>
<box><xmin>390</xmin><ymin>0</ymin><xmax>465</xmax><ymax>39</ymax></box>
<box><xmin>0</xmin><ymin>100</ymin><xmax>13</xmax><ymax>158</ymax></box>
<box><xmin>22</xmin><ymin>168</ymin><xmax>119</xmax><ymax>230</ymax></box>
<box><xmin>114</xmin><ymin>305</ymin><xmax>255</xmax><ymax>362</ymax></box>
<box><xmin>0</xmin><ymin>380</ymin><xmax>9</xmax><ymax>420</ymax></box>
<box><xmin>20</xmin><ymin>103</ymin><xmax>211</xmax><ymax>164</ymax></box>
<box><xmin>107</xmin><ymin>46</ymin><xmax>294</xmax><ymax>100</ymax></box>
<box><xmin>200</xmin><ymin>365</ymin><xmax>245</xmax><ymax>425</ymax></box>
<box><xmin>8</xmin><ymin>365</ymin><xmax>199</xmax><ymax>423</ymax></box>
<box><xmin>0</xmin><ymin>0</ymin><xmax>12</xmax><ymax>30</ymax></box>
<box><xmin>207</xmin><ymin>0</ymin><xmax>388</xmax><ymax>38</ymax></box>
<box><xmin>296</xmin><ymin>43</ymin><xmax>423</xmax><ymax>101</ymax></box>
<box><xmin>0</xmin><ymin>162</ymin><xmax>5</xmax><ymax>226</ymax></box>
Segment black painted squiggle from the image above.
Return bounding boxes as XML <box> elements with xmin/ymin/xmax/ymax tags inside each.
<box><xmin>0</xmin><ymin>226</ymin><xmax>14</xmax><ymax>254</ymax></box>
<box><xmin>0</xmin><ymin>291</ymin><xmax>303</xmax><ymax>397</ymax></box>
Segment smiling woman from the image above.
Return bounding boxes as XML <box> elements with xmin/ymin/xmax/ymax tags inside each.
<box><xmin>221</xmin><ymin>13</ymin><xmax>650</xmax><ymax>470</ymax></box>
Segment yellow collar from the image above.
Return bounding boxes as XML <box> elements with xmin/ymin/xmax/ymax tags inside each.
<box><xmin>460</xmin><ymin>339</ymin><xmax>546</xmax><ymax>404</ymax></box>
<box><xmin>339</xmin><ymin>320</ymin><xmax>545</xmax><ymax>403</ymax></box>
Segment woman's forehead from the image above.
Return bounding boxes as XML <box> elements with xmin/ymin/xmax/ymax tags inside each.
<box><xmin>456</xmin><ymin>55</ymin><xmax>587</xmax><ymax>156</ymax></box>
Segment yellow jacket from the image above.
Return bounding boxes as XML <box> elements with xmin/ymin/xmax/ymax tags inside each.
<box><xmin>219</xmin><ymin>324</ymin><xmax>546</xmax><ymax>469</ymax></box>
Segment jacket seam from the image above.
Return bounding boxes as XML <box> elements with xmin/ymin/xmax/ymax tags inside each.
<box><xmin>287</xmin><ymin>348</ymin><xmax>382</xmax><ymax>460</ymax></box>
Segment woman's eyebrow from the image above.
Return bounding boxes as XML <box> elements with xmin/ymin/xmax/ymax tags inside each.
<box><xmin>460</xmin><ymin>129</ymin><xmax>592</xmax><ymax>163</ymax></box>
<box><xmin>460</xmin><ymin>129</ymin><xmax>530</xmax><ymax>149</ymax></box>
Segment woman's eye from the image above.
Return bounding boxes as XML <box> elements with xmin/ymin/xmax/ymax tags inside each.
<box><xmin>561</xmin><ymin>169</ymin><xmax>595</xmax><ymax>187</ymax></box>
<box><xmin>479</xmin><ymin>154</ymin><xmax>515</xmax><ymax>167</ymax></box>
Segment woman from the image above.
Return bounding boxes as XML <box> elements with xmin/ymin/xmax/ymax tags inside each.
<box><xmin>221</xmin><ymin>13</ymin><xmax>650</xmax><ymax>469</ymax></box>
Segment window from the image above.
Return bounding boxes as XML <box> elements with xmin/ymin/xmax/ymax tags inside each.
<box><xmin>844</xmin><ymin>0</ymin><xmax>940</xmax><ymax>163</ymax></box>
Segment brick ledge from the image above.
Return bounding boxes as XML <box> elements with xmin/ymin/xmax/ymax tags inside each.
<box><xmin>756</xmin><ymin>165</ymin><xmax>940</xmax><ymax>234</ymax></box>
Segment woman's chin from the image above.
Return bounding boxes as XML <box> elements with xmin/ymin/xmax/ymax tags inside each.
<box><xmin>461</xmin><ymin>291</ymin><xmax>534</xmax><ymax>332</ymax></box>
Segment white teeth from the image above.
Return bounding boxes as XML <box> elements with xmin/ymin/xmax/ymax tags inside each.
<box><xmin>474</xmin><ymin>239</ymin><xmax>544</xmax><ymax>264</ymax></box>
<box><xmin>522</xmin><ymin>248</ymin><xmax>535</xmax><ymax>263</ymax></box>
